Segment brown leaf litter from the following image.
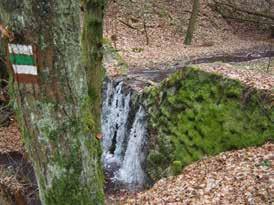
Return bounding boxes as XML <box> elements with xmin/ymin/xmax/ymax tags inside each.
<box><xmin>104</xmin><ymin>0</ymin><xmax>274</xmax><ymax>70</ymax></box>
<box><xmin>108</xmin><ymin>143</ymin><xmax>274</xmax><ymax>205</ymax></box>
<box><xmin>0</xmin><ymin>122</ymin><xmax>23</xmax><ymax>154</ymax></box>
<box><xmin>198</xmin><ymin>62</ymin><xmax>274</xmax><ymax>91</ymax></box>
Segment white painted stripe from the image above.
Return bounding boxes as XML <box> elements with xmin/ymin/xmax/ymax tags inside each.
<box><xmin>8</xmin><ymin>44</ymin><xmax>33</xmax><ymax>55</ymax></box>
<box><xmin>13</xmin><ymin>65</ymin><xmax>38</xmax><ymax>75</ymax></box>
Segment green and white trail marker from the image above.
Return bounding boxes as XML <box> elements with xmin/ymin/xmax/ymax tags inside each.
<box><xmin>8</xmin><ymin>44</ymin><xmax>38</xmax><ymax>84</ymax></box>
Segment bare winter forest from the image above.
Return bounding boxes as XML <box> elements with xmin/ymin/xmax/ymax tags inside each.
<box><xmin>0</xmin><ymin>0</ymin><xmax>273</xmax><ymax>205</ymax></box>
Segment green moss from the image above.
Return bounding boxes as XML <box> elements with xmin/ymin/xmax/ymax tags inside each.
<box><xmin>81</xmin><ymin>96</ymin><xmax>96</xmax><ymax>134</ymax></box>
<box><xmin>145</xmin><ymin>67</ymin><xmax>273</xmax><ymax>181</ymax></box>
<box><xmin>81</xmin><ymin>0</ymin><xmax>106</xmax><ymax>136</ymax></box>
<box><xmin>171</xmin><ymin>161</ymin><xmax>182</xmax><ymax>175</ymax></box>
<box><xmin>41</xmin><ymin>133</ymin><xmax>104</xmax><ymax>205</ymax></box>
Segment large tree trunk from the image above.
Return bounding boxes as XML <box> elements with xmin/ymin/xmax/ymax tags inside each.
<box><xmin>184</xmin><ymin>0</ymin><xmax>200</xmax><ymax>45</ymax></box>
<box><xmin>0</xmin><ymin>1</ymin><xmax>104</xmax><ymax>204</ymax></box>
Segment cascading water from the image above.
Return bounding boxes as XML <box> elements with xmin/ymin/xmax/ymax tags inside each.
<box><xmin>115</xmin><ymin>106</ymin><xmax>148</xmax><ymax>188</ymax></box>
<box><xmin>101</xmin><ymin>79</ymin><xmax>148</xmax><ymax>190</ymax></box>
<box><xmin>102</xmin><ymin>80</ymin><xmax>131</xmax><ymax>165</ymax></box>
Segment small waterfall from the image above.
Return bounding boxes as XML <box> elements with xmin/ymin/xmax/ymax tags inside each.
<box><xmin>115</xmin><ymin>106</ymin><xmax>148</xmax><ymax>188</ymax></box>
<box><xmin>101</xmin><ymin>79</ymin><xmax>148</xmax><ymax>189</ymax></box>
<box><xmin>102</xmin><ymin>80</ymin><xmax>131</xmax><ymax>165</ymax></box>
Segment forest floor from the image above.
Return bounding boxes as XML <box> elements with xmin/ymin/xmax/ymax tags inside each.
<box><xmin>0</xmin><ymin>0</ymin><xmax>273</xmax><ymax>204</ymax></box>
<box><xmin>104</xmin><ymin>0</ymin><xmax>274</xmax><ymax>91</ymax></box>
<box><xmin>1</xmin><ymin>122</ymin><xmax>273</xmax><ymax>205</ymax></box>
<box><xmin>0</xmin><ymin>121</ymin><xmax>22</xmax><ymax>154</ymax></box>
<box><xmin>104</xmin><ymin>0</ymin><xmax>274</xmax><ymax>71</ymax></box>
<box><xmin>107</xmin><ymin>143</ymin><xmax>274</xmax><ymax>205</ymax></box>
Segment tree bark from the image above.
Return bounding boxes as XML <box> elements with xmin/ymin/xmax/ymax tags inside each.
<box><xmin>81</xmin><ymin>0</ymin><xmax>106</xmax><ymax>136</ymax></box>
<box><xmin>271</xmin><ymin>26</ymin><xmax>274</xmax><ymax>38</ymax></box>
<box><xmin>0</xmin><ymin>35</ymin><xmax>8</xmax><ymax>84</ymax></box>
<box><xmin>0</xmin><ymin>54</ymin><xmax>7</xmax><ymax>84</ymax></box>
<box><xmin>0</xmin><ymin>1</ymin><xmax>104</xmax><ymax>204</ymax></box>
<box><xmin>184</xmin><ymin>0</ymin><xmax>200</xmax><ymax>45</ymax></box>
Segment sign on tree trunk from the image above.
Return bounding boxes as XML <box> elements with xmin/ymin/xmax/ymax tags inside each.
<box><xmin>8</xmin><ymin>44</ymin><xmax>38</xmax><ymax>84</ymax></box>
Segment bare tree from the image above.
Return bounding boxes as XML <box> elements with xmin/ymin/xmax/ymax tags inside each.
<box><xmin>184</xmin><ymin>0</ymin><xmax>200</xmax><ymax>45</ymax></box>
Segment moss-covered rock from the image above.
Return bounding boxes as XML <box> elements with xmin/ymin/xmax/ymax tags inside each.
<box><xmin>144</xmin><ymin>67</ymin><xmax>273</xmax><ymax>181</ymax></box>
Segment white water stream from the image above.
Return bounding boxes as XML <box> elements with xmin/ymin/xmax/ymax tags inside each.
<box><xmin>115</xmin><ymin>106</ymin><xmax>147</xmax><ymax>187</ymax></box>
<box><xmin>101</xmin><ymin>80</ymin><xmax>148</xmax><ymax>189</ymax></box>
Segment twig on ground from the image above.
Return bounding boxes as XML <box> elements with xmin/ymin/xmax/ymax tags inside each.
<box><xmin>117</xmin><ymin>19</ymin><xmax>140</xmax><ymax>31</ymax></box>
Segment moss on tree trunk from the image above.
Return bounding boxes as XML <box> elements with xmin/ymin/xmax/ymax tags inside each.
<box><xmin>81</xmin><ymin>0</ymin><xmax>106</xmax><ymax>135</ymax></box>
<box><xmin>0</xmin><ymin>0</ymin><xmax>105</xmax><ymax>204</ymax></box>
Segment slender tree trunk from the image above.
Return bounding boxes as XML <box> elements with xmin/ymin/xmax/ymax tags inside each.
<box><xmin>271</xmin><ymin>25</ymin><xmax>274</xmax><ymax>38</ymax></box>
<box><xmin>0</xmin><ymin>1</ymin><xmax>104</xmax><ymax>204</ymax></box>
<box><xmin>0</xmin><ymin>37</ymin><xmax>8</xmax><ymax>83</ymax></box>
<box><xmin>81</xmin><ymin>0</ymin><xmax>106</xmax><ymax>136</ymax></box>
<box><xmin>184</xmin><ymin>0</ymin><xmax>200</xmax><ymax>45</ymax></box>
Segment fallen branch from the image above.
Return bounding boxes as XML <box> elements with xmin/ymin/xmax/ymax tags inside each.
<box><xmin>211</xmin><ymin>1</ymin><xmax>274</xmax><ymax>26</ymax></box>
<box><xmin>220</xmin><ymin>14</ymin><xmax>274</xmax><ymax>26</ymax></box>
<box><xmin>0</xmin><ymin>79</ymin><xmax>8</xmax><ymax>84</ymax></box>
<box><xmin>214</xmin><ymin>1</ymin><xmax>274</xmax><ymax>21</ymax></box>
<box><xmin>0</xmin><ymin>56</ymin><xmax>6</xmax><ymax>64</ymax></box>
<box><xmin>0</xmin><ymin>23</ymin><xmax>14</xmax><ymax>40</ymax></box>
<box><xmin>117</xmin><ymin>19</ymin><xmax>140</xmax><ymax>31</ymax></box>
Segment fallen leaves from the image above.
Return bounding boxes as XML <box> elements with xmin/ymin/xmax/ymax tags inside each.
<box><xmin>0</xmin><ymin>122</ymin><xmax>23</xmax><ymax>154</ymax></box>
<box><xmin>199</xmin><ymin>62</ymin><xmax>274</xmax><ymax>90</ymax></box>
<box><xmin>104</xmin><ymin>0</ymin><xmax>273</xmax><ymax>72</ymax></box>
<box><xmin>109</xmin><ymin>143</ymin><xmax>274</xmax><ymax>205</ymax></box>
<box><xmin>0</xmin><ymin>154</ymin><xmax>38</xmax><ymax>205</ymax></box>
<box><xmin>104</xmin><ymin>0</ymin><xmax>274</xmax><ymax>93</ymax></box>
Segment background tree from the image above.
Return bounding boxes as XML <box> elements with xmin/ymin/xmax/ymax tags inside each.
<box><xmin>0</xmin><ymin>34</ymin><xmax>8</xmax><ymax>86</ymax></box>
<box><xmin>0</xmin><ymin>31</ymin><xmax>11</xmax><ymax>127</ymax></box>
<box><xmin>81</xmin><ymin>0</ymin><xmax>106</xmax><ymax>136</ymax></box>
<box><xmin>0</xmin><ymin>0</ymin><xmax>105</xmax><ymax>204</ymax></box>
<box><xmin>184</xmin><ymin>0</ymin><xmax>200</xmax><ymax>45</ymax></box>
